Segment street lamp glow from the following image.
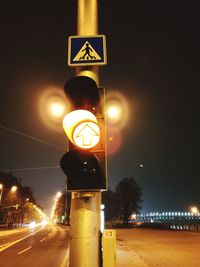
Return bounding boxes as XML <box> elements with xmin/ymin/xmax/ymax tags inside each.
<box><xmin>190</xmin><ymin>206</ymin><xmax>198</xmax><ymax>214</ymax></box>
<box><xmin>56</xmin><ymin>192</ymin><xmax>62</xmax><ymax>198</ymax></box>
<box><xmin>0</xmin><ymin>184</ymin><xmax>3</xmax><ymax>190</ymax></box>
<box><xmin>11</xmin><ymin>185</ymin><xmax>17</xmax><ymax>193</ymax></box>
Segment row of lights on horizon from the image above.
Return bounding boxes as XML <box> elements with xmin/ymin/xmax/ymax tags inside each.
<box><xmin>31</xmin><ymin>203</ymin><xmax>46</xmax><ymax>219</ymax></box>
<box><xmin>25</xmin><ymin>199</ymin><xmax>47</xmax><ymax>219</ymax></box>
<box><xmin>190</xmin><ymin>206</ymin><xmax>199</xmax><ymax>215</ymax></box>
<box><xmin>131</xmin><ymin>206</ymin><xmax>200</xmax><ymax>219</ymax></box>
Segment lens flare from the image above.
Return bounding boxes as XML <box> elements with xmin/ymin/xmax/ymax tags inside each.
<box><xmin>50</xmin><ymin>102</ymin><xmax>66</xmax><ymax>118</ymax></box>
<box><xmin>107</xmin><ymin>104</ymin><xmax>122</xmax><ymax>122</ymax></box>
<box><xmin>38</xmin><ymin>86</ymin><xmax>68</xmax><ymax>132</ymax></box>
<box><xmin>106</xmin><ymin>90</ymin><xmax>129</xmax><ymax>129</ymax></box>
<box><xmin>106</xmin><ymin>126</ymin><xmax>122</xmax><ymax>156</ymax></box>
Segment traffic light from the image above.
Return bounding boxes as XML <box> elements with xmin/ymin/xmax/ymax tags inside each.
<box><xmin>60</xmin><ymin>75</ymin><xmax>107</xmax><ymax>191</ymax></box>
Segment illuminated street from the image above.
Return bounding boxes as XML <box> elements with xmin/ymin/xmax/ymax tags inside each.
<box><xmin>1</xmin><ymin>226</ymin><xmax>200</xmax><ymax>267</ymax></box>
<box><xmin>0</xmin><ymin>224</ymin><xmax>69</xmax><ymax>267</ymax></box>
<box><xmin>116</xmin><ymin>228</ymin><xmax>200</xmax><ymax>267</ymax></box>
<box><xmin>1</xmin><ymin>0</ymin><xmax>200</xmax><ymax>266</ymax></box>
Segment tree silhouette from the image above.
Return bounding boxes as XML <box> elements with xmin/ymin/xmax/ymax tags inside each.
<box><xmin>102</xmin><ymin>189</ymin><xmax>116</xmax><ymax>222</ymax></box>
<box><xmin>115</xmin><ymin>177</ymin><xmax>143</xmax><ymax>225</ymax></box>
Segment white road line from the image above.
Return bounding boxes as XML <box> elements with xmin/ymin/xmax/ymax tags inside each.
<box><xmin>17</xmin><ymin>246</ymin><xmax>32</xmax><ymax>255</ymax></box>
<box><xmin>0</xmin><ymin>241</ymin><xmax>17</xmax><ymax>251</ymax></box>
<box><xmin>0</xmin><ymin>228</ymin><xmax>42</xmax><ymax>253</ymax></box>
<box><xmin>40</xmin><ymin>237</ymin><xmax>47</xmax><ymax>242</ymax></box>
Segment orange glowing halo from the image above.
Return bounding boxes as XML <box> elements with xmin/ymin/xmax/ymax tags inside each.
<box><xmin>63</xmin><ymin>110</ymin><xmax>100</xmax><ymax>149</ymax></box>
<box><xmin>38</xmin><ymin>86</ymin><xmax>68</xmax><ymax>132</ymax></box>
<box><xmin>106</xmin><ymin>90</ymin><xmax>129</xmax><ymax>129</ymax></box>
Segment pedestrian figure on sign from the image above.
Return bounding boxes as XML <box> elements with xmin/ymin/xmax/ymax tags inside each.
<box><xmin>79</xmin><ymin>43</ymin><xmax>96</xmax><ymax>60</ymax></box>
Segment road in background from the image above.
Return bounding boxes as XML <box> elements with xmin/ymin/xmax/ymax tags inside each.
<box><xmin>0</xmin><ymin>224</ymin><xmax>69</xmax><ymax>267</ymax></box>
<box><xmin>116</xmin><ymin>228</ymin><xmax>200</xmax><ymax>267</ymax></box>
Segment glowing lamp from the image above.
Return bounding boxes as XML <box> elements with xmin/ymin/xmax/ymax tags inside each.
<box><xmin>63</xmin><ymin>109</ymin><xmax>100</xmax><ymax>149</ymax></box>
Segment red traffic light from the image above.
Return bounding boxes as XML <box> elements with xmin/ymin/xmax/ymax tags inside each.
<box><xmin>64</xmin><ymin>76</ymin><xmax>100</xmax><ymax>113</ymax></box>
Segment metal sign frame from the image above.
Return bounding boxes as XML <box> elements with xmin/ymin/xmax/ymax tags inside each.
<box><xmin>68</xmin><ymin>35</ymin><xmax>107</xmax><ymax>67</ymax></box>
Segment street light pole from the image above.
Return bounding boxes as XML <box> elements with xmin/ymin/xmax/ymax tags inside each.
<box><xmin>0</xmin><ymin>184</ymin><xmax>3</xmax><ymax>206</ymax></box>
<box><xmin>69</xmin><ymin>1</ymin><xmax>101</xmax><ymax>267</ymax></box>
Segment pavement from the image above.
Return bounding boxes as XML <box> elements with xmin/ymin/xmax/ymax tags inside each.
<box><xmin>116</xmin><ymin>228</ymin><xmax>200</xmax><ymax>267</ymax></box>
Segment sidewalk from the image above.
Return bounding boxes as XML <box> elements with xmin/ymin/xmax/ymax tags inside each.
<box><xmin>116</xmin><ymin>240</ymin><xmax>149</xmax><ymax>267</ymax></box>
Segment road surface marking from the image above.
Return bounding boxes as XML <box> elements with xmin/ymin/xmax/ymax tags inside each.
<box><xmin>0</xmin><ymin>241</ymin><xmax>17</xmax><ymax>252</ymax></box>
<box><xmin>40</xmin><ymin>237</ymin><xmax>47</xmax><ymax>242</ymax></box>
<box><xmin>0</xmin><ymin>228</ymin><xmax>42</xmax><ymax>252</ymax></box>
<box><xmin>17</xmin><ymin>246</ymin><xmax>32</xmax><ymax>255</ymax></box>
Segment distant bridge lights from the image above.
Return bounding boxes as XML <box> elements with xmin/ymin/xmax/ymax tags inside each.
<box><xmin>129</xmin><ymin>210</ymin><xmax>200</xmax><ymax>223</ymax></box>
<box><xmin>190</xmin><ymin>206</ymin><xmax>199</xmax><ymax>215</ymax></box>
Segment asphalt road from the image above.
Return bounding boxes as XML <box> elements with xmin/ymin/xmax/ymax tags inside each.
<box><xmin>1</xmin><ymin>225</ymin><xmax>199</xmax><ymax>267</ymax></box>
<box><xmin>0</xmin><ymin>224</ymin><xmax>69</xmax><ymax>267</ymax></box>
<box><xmin>116</xmin><ymin>228</ymin><xmax>200</xmax><ymax>267</ymax></box>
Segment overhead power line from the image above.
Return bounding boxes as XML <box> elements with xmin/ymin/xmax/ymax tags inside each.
<box><xmin>0</xmin><ymin>124</ymin><xmax>64</xmax><ymax>151</ymax></box>
<box><xmin>1</xmin><ymin>166</ymin><xmax>60</xmax><ymax>172</ymax></box>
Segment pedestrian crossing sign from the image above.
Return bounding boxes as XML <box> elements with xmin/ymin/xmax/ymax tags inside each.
<box><xmin>68</xmin><ymin>35</ymin><xmax>107</xmax><ymax>67</ymax></box>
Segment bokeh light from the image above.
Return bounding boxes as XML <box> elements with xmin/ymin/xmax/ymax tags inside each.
<box><xmin>190</xmin><ymin>206</ymin><xmax>198</xmax><ymax>214</ymax></box>
<box><xmin>107</xmin><ymin>103</ymin><xmax>122</xmax><ymax>123</ymax></box>
<box><xmin>106</xmin><ymin>90</ymin><xmax>129</xmax><ymax>129</ymax></box>
<box><xmin>11</xmin><ymin>185</ymin><xmax>17</xmax><ymax>193</ymax></box>
<box><xmin>49</xmin><ymin>102</ymin><xmax>66</xmax><ymax>118</ymax></box>
<box><xmin>38</xmin><ymin>86</ymin><xmax>68</xmax><ymax>132</ymax></box>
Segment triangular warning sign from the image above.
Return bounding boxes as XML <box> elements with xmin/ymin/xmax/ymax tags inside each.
<box><xmin>73</xmin><ymin>41</ymin><xmax>102</xmax><ymax>61</ymax></box>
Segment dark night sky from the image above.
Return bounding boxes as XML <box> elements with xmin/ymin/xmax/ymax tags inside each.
<box><xmin>0</xmin><ymin>1</ymin><xmax>200</xmax><ymax>214</ymax></box>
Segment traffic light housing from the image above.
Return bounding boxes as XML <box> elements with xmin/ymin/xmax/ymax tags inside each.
<box><xmin>63</xmin><ymin>76</ymin><xmax>99</xmax><ymax>112</ymax></box>
<box><xmin>60</xmin><ymin>75</ymin><xmax>107</xmax><ymax>191</ymax></box>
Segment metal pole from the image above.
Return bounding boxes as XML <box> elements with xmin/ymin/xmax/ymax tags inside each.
<box><xmin>0</xmin><ymin>189</ymin><xmax>3</xmax><ymax>206</ymax></box>
<box><xmin>69</xmin><ymin>1</ymin><xmax>101</xmax><ymax>267</ymax></box>
<box><xmin>76</xmin><ymin>0</ymin><xmax>99</xmax><ymax>85</ymax></box>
